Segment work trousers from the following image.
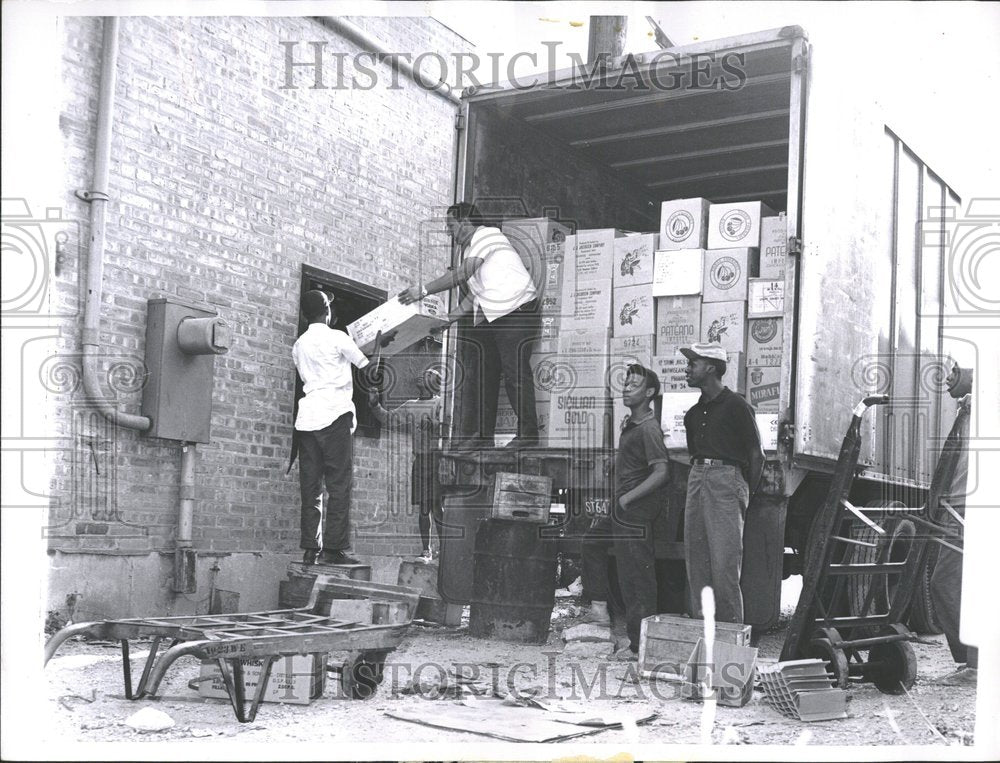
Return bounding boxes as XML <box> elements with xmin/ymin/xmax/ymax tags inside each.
<box><xmin>684</xmin><ymin>464</ymin><xmax>748</xmax><ymax>624</ymax></box>
<box><xmin>929</xmin><ymin>439</ymin><xmax>977</xmax><ymax>667</ymax></box>
<box><xmin>474</xmin><ymin>303</ymin><xmax>540</xmax><ymax>440</ymax></box>
<box><xmin>298</xmin><ymin>412</ymin><xmax>353</xmax><ymax>551</ymax></box>
<box><xmin>612</xmin><ymin>499</ymin><xmax>661</xmax><ymax>651</ymax></box>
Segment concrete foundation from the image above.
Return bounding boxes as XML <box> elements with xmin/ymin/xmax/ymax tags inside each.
<box><xmin>46</xmin><ymin>551</ymin><xmax>407</xmax><ymax>621</ymax></box>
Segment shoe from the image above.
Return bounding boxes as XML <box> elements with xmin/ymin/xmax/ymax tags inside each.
<box><xmin>302</xmin><ymin>549</ymin><xmax>320</xmax><ymax>565</ymax></box>
<box><xmin>417</xmin><ymin>549</ymin><xmax>433</xmax><ymax>563</ymax></box>
<box><xmin>610</xmin><ymin>645</ymin><xmax>638</xmax><ymax>662</ymax></box>
<box><xmin>936</xmin><ymin>666</ymin><xmax>977</xmax><ymax>686</ymax></box>
<box><xmin>580</xmin><ymin>601</ymin><xmax>611</xmax><ymax>626</ymax></box>
<box><xmin>320</xmin><ymin>550</ymin><xmax>361</xmax><ymax>565</ymax></box>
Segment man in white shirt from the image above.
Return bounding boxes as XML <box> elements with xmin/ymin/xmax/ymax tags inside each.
<box><xmin>399</xmin><ymin>202</ymin><xmax>540</xmax><ymax>448</ymax></box>
<box><xmin>293</xmin><ymin>290</ymin><xmax>371</xmax><ymax>565</ymax></box>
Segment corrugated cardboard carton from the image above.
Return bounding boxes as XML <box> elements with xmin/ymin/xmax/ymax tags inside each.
<box><xmin>660</xmin><ymin>391</ymin><xmax>701</xmax><ymax>449</ymax></box>
<box><xmin>532</xmin><ymin>329</ymin><xmax>611</xmax><ymax>390</ymax></box>
<box><xmin>545</xmin><ymin>388</ymin><xmax>611</xmax><ymax>448</ymax></box>
<box><xmin>613</xmin><ymin>233</ymin><xmax>658</xmax><ymax>287</ymax></box>
<box><xmin>655</xmin><ymin>295</ymin><xmax>701</xmax><ymax>355</ymax></box>
<box><xmin>348</xmin><ymin>295</ymin><xmax>447</xmax><ymax>356</ymax></box>
<box><xmin>748</xmin><ymin>278</ymin><xmax>784</xmax><ymax>317</ymax></box>
<box><xmin>538</xmin><ymin>241</ymin><xmax>568</xmax><ymax>316</ymax></box>
<box><xmin>746</xmin><ymin>317</ymin><xmax>783</xmax><ymax>366</ymax></box>
<box><xmin>613</xmin><ymin>285</ymin><xmax>657</xmax><ymax>338</ymax></box>
<box><xmin>501</xmin><ymin>217</ymin><xmax>573</xmax><ymax>293</ymax></box>
<box><xmin>756</xmin><ymin>411</ymin><xmax>779</xmax><ymax>451</ymax></box>
<box><xmin>563</xmin><ymin>229</ymin><xmax>625</xmax><ymax>285</ymax></box>
<box><xmin>725</xmin><ymin>351</ymin><xmax>747</xmax><ymax>394</ymax></box>
<box><xmin>560</xmin><ymin>282</ymin><xmax>613</xmax><ymax>329</ymax></box>
<box><xmin>700</xmin><ymin>300</ymin><xmax>748</xmax><ymax>355</ymax></box>
<box><xmin>198</xmin><ymin>654</ymin><xmax>326</xmax><ymax>705</ymax></box>
<box><xmin>759</xmin><ymin>214</ymin><xmax>787</xmax><ymax>279</ymax></box>
<box><xmin>747</xmin><ymin>366</ymin><xmax>781</xmax><ymax>411</ymax></box>
<box><xmin>702</xmin><ymin>248</ymin><xmax>760</xmax><ymax>303</ymax></box>
<box><xmin>659</xmin><ymin>198</ymin><xmax>711</xmax><ymax>250</ymax></box>
<box><xmin>652</xmin><ymin>249</ymin><xmax>704</xmax><ymax>296</ymax></box>
<box><xmin>707</xmin><ymin>201</ymin><xmax>776</xmax><ymax>249</ymax></box>
<box><xmin>611</xmin><ymin>334</ymin><xmax>657</xmax><ymax>369</ymax></box>
<box><xmin>652</xmin><ymin>355</ymin><xmax>688</xmax><ymax>393</ymax></box>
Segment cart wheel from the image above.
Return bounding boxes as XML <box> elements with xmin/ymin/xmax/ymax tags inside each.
<box><xmin>907</xmin><ymin>542</ymin><xmax>943</xmax><ymax>635</ymax></box>
<box><xmin>847</xmin><ymin>503</ymin><xmax>910</xmax><ymax>623</ymax></box>
<box><xmin>868</xmin><ymin>640</ymin><xmax>917</xmax><ymax>694</ymax></box>
<box><xmin>807</xmin><ymin>638</ymin><xmax>849</xmax><ymax>689</ymax></box>
<box><xmin>340</xmin><ymin>651</ymin><xmax>387</xmax><ymax>700</ymax></box>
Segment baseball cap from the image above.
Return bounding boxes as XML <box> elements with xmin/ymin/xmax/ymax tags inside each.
<box><xmin>679</xmin><ymin>342</ymin><xmax>727</xmax><ymax>363</ymax></box>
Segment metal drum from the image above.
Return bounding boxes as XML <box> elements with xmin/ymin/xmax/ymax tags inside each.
<box><xmin>469</xmin><ymin>518</ymin><xmax>558</xmax><ymax>643</ymax></box>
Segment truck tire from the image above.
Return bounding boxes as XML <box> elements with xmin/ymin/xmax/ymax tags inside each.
<box><xmin>906</xmin><ymin>542</ymin><xmax>944</xmax><ymax>634</ymax></box>
<box><xmin>846</xmin><ymin>503</ymin><xmax>912</xmax><ymax>623</ymax></box>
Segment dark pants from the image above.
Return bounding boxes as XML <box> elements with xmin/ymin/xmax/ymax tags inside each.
<box><xmin>612</xmin><ymin>499</ymin><xmax>661</xmax><ymax>651</ymax></box>
<box><xmin>475</xmin><ymin>302</ymin><xmax>540</xmax><ymax>440</ymax></box>
<box><xmin>299</xmin><ymin>412</ymin><xmax>353</xmax><ymax>551</ymax></box>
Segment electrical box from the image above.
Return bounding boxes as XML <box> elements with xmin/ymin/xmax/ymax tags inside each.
<box><xmin>142</xmin><ymin>297</ymin><xmax>229</xmax><ymax>442</ymax></box>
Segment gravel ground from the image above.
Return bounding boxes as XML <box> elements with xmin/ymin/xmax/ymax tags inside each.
<box><xmin>35</xmin><ymin>586</ymin><xmax>979</xmax><ymax>758</ymax></box>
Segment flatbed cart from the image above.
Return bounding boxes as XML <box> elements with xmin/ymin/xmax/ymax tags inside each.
<box><xmin>780</xmin><ymin>394</ymin><xmax>971</xmax><ymax>693</ymax></box>
<box><xmin>44</xmin><ymin>575</ymin><xmax>420</xmax><ymax>722</ymax></box>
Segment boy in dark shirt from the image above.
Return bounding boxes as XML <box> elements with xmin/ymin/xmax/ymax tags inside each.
<box><xmin>612</xmin><ymin>364</ymin><xmax>671</xmax><ymax>658</ymax></box>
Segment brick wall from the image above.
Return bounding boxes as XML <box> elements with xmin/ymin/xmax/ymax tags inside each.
<box><xmin>50</xmin><ymin>16</ymin><xmax>468</xmax><ymax>565</ymax></box>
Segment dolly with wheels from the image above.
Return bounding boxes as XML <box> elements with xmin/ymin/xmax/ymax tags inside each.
<box><xmin>781</xmin><ymin>394</ymin><xmax>969</xmax><ymax>693</ymax></box>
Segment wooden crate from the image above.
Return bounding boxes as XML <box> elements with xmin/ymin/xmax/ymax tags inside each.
<box><xmin>638</xmin><ymin>614</ymin><xmax>752</xmax><ymax>681</ymax></box>
<box><xmin>488</xmin><ymin>472</ymin><xmax>553</xmax><ymax>523</ymax></box>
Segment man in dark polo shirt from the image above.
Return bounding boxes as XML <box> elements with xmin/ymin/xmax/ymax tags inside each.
<box><xmin>613</xmin><ymin>364</ymin><xmax>671</xmax><ymax>658</ymax></box>
<box><xmin>681</xmin><ymin>342</ymin><xmax>764</xmax><ymax>624</ymax></box>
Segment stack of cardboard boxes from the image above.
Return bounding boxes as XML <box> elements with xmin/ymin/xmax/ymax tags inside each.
<box><xmin>653</xmin><ymin>198</ymin><xmax>787</xmax><ymax>452</ymax></box>
<box><xmin>491</xmin><ymin>205</ymin><xmax>786</xmax><ymax>451</ymax></box>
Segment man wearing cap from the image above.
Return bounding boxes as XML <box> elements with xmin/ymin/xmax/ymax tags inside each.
<box><xmin>398</xmin><ymin>202</ymin><xmax>540</xmax><ymax>448</ymax></box>
<box><xmin>293</xmin><ymin>290</ymin><xmax>371</xmax><ymax>566</ymax></box>
<box><xmin>681</xmin><ymin>342</ymin><xmax>764</xmax><ymax>624</ymax></box>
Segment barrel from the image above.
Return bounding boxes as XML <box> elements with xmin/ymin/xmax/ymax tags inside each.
<box><xmin>469</xmin><ymin>518</ymin><xmax>558</xmax><ymax>643</ymax></box>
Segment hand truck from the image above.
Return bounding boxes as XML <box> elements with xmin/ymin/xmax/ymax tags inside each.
<box><xmin>44</xmin><ymin>576</ymin><xmax>419</xmax><ymax>722</ymax></box>
<box><xmin>780</xmin><ymin>394</ymin><xmax>970</xmax><ymax>693</ymax></box>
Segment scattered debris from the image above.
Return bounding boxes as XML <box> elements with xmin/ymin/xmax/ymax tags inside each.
<box><xmin>123</xmin><ymin>707</ymin><xmax>175</xmax><ymax>733</ymax></box>
<box><xmin>58</xmin><ymin>688</ymin><xmax>97</xmax><ymax>711</ymax></box>
<box><xmin>562</xmin><ymin>623</ymin><xmax>614</xmax><ymax>643</ymax></box>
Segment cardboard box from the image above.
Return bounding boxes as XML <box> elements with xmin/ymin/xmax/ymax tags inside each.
<box><xmin>660</xmin><ymin>391</ymin><xmax>701</xmax><ymax>449</ymax></box>
<box><xmin>539</xmin><ymin>313</ymin><xmax>560</xmax><ymax>340</ymax></box>
<box><xmin>683</xmin><ymin>638</ymin><xmax>758</xmax><ymax>708</ymax></box>
<box><xmin>545</xmin><ymin>389</ymin><xmax>611</xmax><ymax>448</ymax></box>
<box><xmin>560</xmin><ymin>282</ymin><xmax>613</xmax><ymax>329</ymax></box>
<box><xmin>501</xmin><ymin>217</ymin><xmax>573</xmax><ymax>293</ymax></box>
<box><xmin>613</xmin><ymin>233</ymin><xmax>658</xmax><ymax>287</ymax></box>
<box><xmin>563</xmin><ymin>229</ymin><xmax>625</xmax><ymax>285</ymax></box>
<box><xmin>747</xmin><ymin>366</ymin><xmax>781</xmax><ymax>411</ymax></box>
<box><xmin>759</xmin><ymin>214</ymin><xmax>787</xmax><ymax>279</ymax></box>
<box><xmin>748</xmin><ymin>278</ymin><xmax>784</xmax><ymax>317</ymax></box>
<box><xmin>652</xmin><ymin>355</ymin><xmax>688</xmax><ymax>393</ymax></box>
<box><xmin>348</xmin><ymin>295</ymin><xmax>447</xmax><ymax>356</ymax></box>
<box><xmin>707</xmin><ymin>201</ymin><xmax>776</xmax><ymax>249</ymax></box>
<box><xmin>757</xmin><ymin>411</ymin><xmax>779</xmax><ymax>451</ymax></box>
<box><xmin>700</xmin><ymin>300</ymin><xmax>748</xmax><ymax>355</ymax></box>
<box><xmin>702</xmin><ymin>248</ymin><xmax>759</xmax><ymax>303</ymax></box>
<box><xmin>613</xmin><ymin>285</ymin><xmax>657</xmax><ymax>338</ymax></box>
<box><xmin>746</xmin><ymin>317</ymin><xmax>783</xmax><ymax>367</ymax></box>
<box><xmin>611</xmin><ymin>334</ymin><xmax>656</xmax><ymax>368</ymax></box>
<box><xmin>538</xmin><ymin>241</ymin><xmax>569</xmax><ymax>316</ymax></box>
<box><xmin>659</xmin><ymin>197</ymin><xmax>711</xmax><ymax>250</ymax></box>
<box><xmin>725</xmin><ymin>351</ymin><xmax>747</xmax><ymax>394</ymax></box>
<box><xmin>652</xmin><ymin>249</ymin><xmax>704</xmax><ymax>296</ymax></box>
<box><xmin>198</xmin><ymin>654</ymin><xmax>326</xmax><ymax>705</ymax></box>
<box><xmin>655</xmin><ymin>295</ymin><xmax>701</xmax><ymax>355</ymax></box>
<box><xmin>611</xmin><ymin>397</ymin><xmax>630</xmax><ymax>449</ymax></box>
<box><xmin>532</xmin><ymin>329</ymin><xmax>611</xmax><ymax>391</ymax></box>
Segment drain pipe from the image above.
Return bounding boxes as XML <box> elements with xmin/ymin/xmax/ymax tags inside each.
<box><xmin>318</xmin><ymin>17</ymin><xmax>462</xmax><ymax>105</ymax></box>
<box><xmin>79</xmin><ymin>16</ymin><xmax>151</xmax><ymax>432</ymax></box>
<box><xmin>173</xmin><ymin>442</ymin><xmax>197</xmax><ymax>593</ymax></box>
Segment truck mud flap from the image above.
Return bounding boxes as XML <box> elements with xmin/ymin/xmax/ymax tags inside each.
<box><xmin>741</xmin><ymin>494</ymin><xmax>786</xmax><ymax>630</ymax></box>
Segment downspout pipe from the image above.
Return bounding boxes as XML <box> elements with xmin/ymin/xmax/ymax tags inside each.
<box><xmin>80</xmin><ymin>16</ymin><xmax>151</xmax><ymax>432</ymax></box>
<box><xmin>318</xmin><ymin>17</ymin><xmax>463</xmax><ymax>105</ymax></box>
